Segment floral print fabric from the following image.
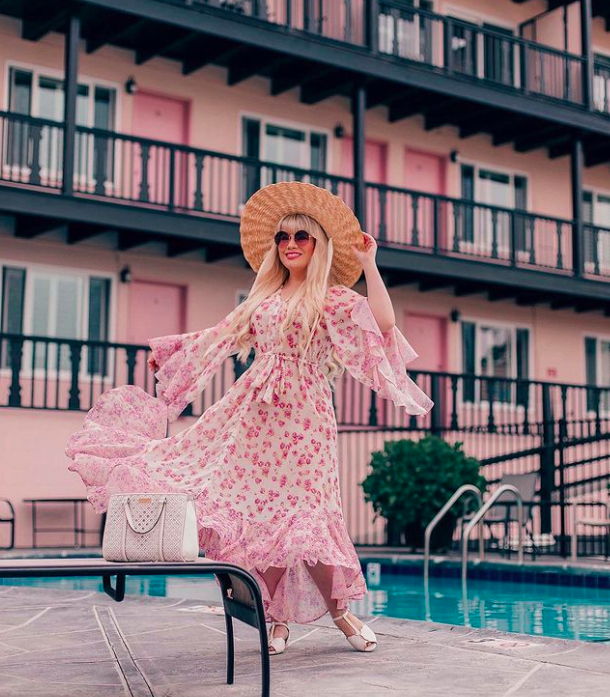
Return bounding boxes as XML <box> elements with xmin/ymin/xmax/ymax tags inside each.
<box><xmin>66</xmin><ymin>285</ymin><xmax>433</xmax><ymax>623</ymax></box>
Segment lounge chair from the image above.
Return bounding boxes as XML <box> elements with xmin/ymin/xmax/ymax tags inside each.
<box><xmin>0</xmin><ymin>558</ymin><xmax>270</xmax><ymax>696</ymax></box>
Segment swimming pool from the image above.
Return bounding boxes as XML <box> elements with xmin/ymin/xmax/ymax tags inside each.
<box><xmin>2</xmin><ymin>563</ymin><xmax>609</xmax><ymax>643</ymax></box>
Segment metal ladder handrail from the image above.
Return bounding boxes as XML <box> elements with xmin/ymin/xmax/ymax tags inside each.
<box><xmin>424</xmin><ymin>484</ymin><xmax>484</xmax><ymax>585</ymax></box>
<box><xmin>461</xmin><ymin>484</ymin><xmax>524</xmax><ymax>585</ymax></box>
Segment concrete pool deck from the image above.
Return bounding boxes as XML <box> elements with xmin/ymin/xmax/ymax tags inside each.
<box><xmin>0</xmin><ymin>585</ymin><xmax>608</xmax><ymax>697</ymax></box>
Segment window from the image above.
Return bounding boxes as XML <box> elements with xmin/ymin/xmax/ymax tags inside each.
<box><xmin>0</xmin><ymin>265</ymin><xmax>112</xmax><ymax>375</ymax></box>
<box><xmin>461</xmin><ymin>320</ymin><xmax>530</xmax><ymax>405</ymax></box>
<box><xmin>241</xmin><ymin>116</ymin><xmax>328</xmax><ymax>201</ymax></box>
<box><xmin>583</xmin><ymin>190</ymin><xmax>610</xmax><ymax>273</ymax></box>
<box><xmin>585</xmin><ymin>336</ymin><xmax>610</xmax><ymax>414</ymax></box>
<box><xmin>594</xmin><ymin>52</ymin><xmax>610</xmax><ymax>115</ymax></box>
<box><xmin>459</xmin><ymin>164</ymin><xmax>528</xmax><ymax>255</ymax></box>
<box><xmin>378</xmin><ymin>0</ymin><xmax>433</xmax><ymax>63</ymax></box>
<box><xmin>6</xmin><ymin>66</ymin><xmax>116</xmax><ymax>183</ymax></box>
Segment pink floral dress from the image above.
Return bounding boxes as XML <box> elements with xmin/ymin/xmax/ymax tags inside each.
<box><xmin>66</xmin><ymin>285</ymin><xmax>433</xmax><ymax>623</ymax></box>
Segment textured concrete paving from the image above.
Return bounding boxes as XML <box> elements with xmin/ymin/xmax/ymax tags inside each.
<box><xmin>0</xmin><ymin>585</ymin><xmax>608</xmax><ymax>697</ymax></box>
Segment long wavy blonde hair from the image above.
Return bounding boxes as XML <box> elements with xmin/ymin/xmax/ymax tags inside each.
<box><xmin>225</xmin><ymin>213</ymin><xmax>342</xmax><ymax>378</ymax></box>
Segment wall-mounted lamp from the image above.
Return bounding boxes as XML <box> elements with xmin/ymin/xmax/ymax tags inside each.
<box><xmin>119</xmin><ymin>265</ymin><xmax>132</xmax><ymax>284</ymax></box>
<box><xmin>333</xmin><ymin>123</ymin><xmax>345</xmax><ymax>139</ymax></box>
<box><xmin>449</xmin><ymin>149</ymin><xmax>460</xmax><ymax>164</ymax></box>
<box><xmin>125</xmin><ymin>76</ymin><xmax>139</xmax><ymax>95</ymax></box>
<box><xmin>450</xmin><ymin>308</ymin><xmax>461</xmax><ymax>323</ymax></box>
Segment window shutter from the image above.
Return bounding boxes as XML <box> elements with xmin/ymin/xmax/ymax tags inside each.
<box><xmin>242</xmin><ymin>117</ymin><xmax>261</xmax><ymax>203</ymax></box>
<box><xmin>460</xmin><ymin>164</ymin><xmax>475</xmax><ymax>243</ymax></box>
<box><xmin>88</xmin><ymin>277</ymin><xmax>110</xmax><ymax>376</ymax></box>
<box><xmin>461</xmin><ymin>321</ymin><xmax>476</xmax><ymax>402</ymax></box>
<box><xmin>1</xmin><ymin>266</ymin><xmax>26</xmax><ymax>370</ymax></box>
<box><xmin>514</xmin><ymin>175</ymin><xmax>528</xmax><ymax>254</ymax></box>
<box><xmin>585</xmin><ymin>337</ymin><xmax>598</xmax><ymax>412</ymax></box>
<box><xmin>516</xmin><ymin>328</ymin><xmax>530</xmax><ymax>407</ymax></box>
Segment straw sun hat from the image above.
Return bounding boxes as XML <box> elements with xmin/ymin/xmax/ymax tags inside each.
<box><xmin>239</xmin><ymin>181</ymin><xmax>365</xmax><ymax>288</ymax></box>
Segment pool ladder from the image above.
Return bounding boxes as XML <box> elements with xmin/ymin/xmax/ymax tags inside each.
<box><xmin>424</xmin><ymin>484</ymin><xmax>525</xmax><ymax>585</ymax></box>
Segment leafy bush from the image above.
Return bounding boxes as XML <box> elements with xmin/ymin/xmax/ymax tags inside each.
<box><xmin>361</xmin><ymin>435</ymin><xmax>486</xmax><ymax>546</ymax></box>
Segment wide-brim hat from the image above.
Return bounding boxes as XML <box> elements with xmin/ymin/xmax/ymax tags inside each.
<box><xmin>239</xmin><ymin>181</ymin><xmax>364</xmax><ymax>288</ymax></box>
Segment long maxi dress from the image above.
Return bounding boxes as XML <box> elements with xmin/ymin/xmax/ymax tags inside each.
<box><xmin>66</xmin><ymin>284</ymin><xmax>434</xmax><ymax>623</ymax></box>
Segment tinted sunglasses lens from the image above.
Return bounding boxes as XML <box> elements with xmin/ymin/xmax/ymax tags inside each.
<box><xmin>295</xmin><ymin>231</ymin><xmax>311</xmax><ymax>246</ymax></box>
<box><xmin>274</xmin><ymin>232</ymin><xmax>290</xmax><ymax>246</ymax></box>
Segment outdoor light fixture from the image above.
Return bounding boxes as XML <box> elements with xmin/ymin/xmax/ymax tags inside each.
<box><xmin>449</xmin><ymin>149</ymin><xmax>460</xmax><ymax>163</ymax></box>
<box><xmin>125</xmin><ymin>76</ymin><xmax>138</xmax><ymax>95</ymax></box>
<box><xmin>119</xmin><ymin>265</ymin><xmax>132</xmax><ymax>283</ymax></box>
<box><xmin>333</xmin><ymin>123</ymin><xmax>345</xmax><ymax>139</ymax></box>
<box><xmin>450</xmin><ymin>308</ymin><xmax>461</xmax><ymax>323</ymax></box>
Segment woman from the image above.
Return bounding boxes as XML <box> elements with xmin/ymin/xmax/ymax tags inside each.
<box><xmin>66</xmin><ymin>181</ymin><xmax>433</xmax><ymax>656</ymax></box>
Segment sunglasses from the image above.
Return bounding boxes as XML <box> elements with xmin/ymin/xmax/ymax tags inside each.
<box><xmin>274</xmin><ymin>230</ymin><xmax>314</xmax><ymax>247</ymax></box>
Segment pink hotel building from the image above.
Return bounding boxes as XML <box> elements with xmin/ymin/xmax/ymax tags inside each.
<box><xmin>1</xmin><ymin>0</ymin><xmax>610</xmax><ymax>552</ymax></box>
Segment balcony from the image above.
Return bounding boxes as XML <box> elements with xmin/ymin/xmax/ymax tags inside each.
<box><xmin>2</xmin><ymin>111</ymin><xmax>610</xmax><ymax>310</ymax></box>
<box><xmin>3</xmin><ymin>0</ymin><xmax>610</xmax><ymax>158</ymax></box>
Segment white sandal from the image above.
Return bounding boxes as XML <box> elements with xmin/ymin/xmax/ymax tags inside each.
<box><xmin>332</xmin><ymin>610</ymin><xmax>377</xmax><ymax>652</ymax></box>
<box><xmin>268</xmin><ymin>621</ymin><xmax>290</xmax><ymax>655</ymax></box>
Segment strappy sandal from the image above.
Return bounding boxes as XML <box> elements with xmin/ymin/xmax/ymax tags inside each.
<box><xmin>268</xmin><ymin>621</ymin><xmax>290</xmax><ymax>655</ymax></box>
<box><xmin>332</xmin><ymin>610</ymin><xmax>377</xmax><ymax>652</ymax></box>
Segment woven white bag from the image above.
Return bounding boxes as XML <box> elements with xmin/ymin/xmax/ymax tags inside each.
<box><xmin>103</xmin><ymin>493</ymin><xmax>199</xmax><ymax>562</ymax></box>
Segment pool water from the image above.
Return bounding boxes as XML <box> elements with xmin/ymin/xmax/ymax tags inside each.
<box><xmin>3</xmin><ymin>572</ymin><xmax>610</xmax><ymax>643</ymax></box>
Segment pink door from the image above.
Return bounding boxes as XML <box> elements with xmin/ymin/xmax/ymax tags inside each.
<box><xmin>404</xmin><ymin>149</ymin><xmax>447</xmax><ymax>250</ymax></box>
<box><xmin>127</xmin><ymin>281</ymin><xmax>186</xmax><ymax>390</ymax></box>
<box><xmin>131</xmin><ymin>92</ymin><xmax>190</xmax><ymax>208</ymax></box>
<box><xmin>405</xmin><ymin>312</ymin><xmax>448</xmax><ymax>427</ymax></box>
<box><xmin>340</xmin><ymin>138</ymin><xmax>387</xmax><ymax>239</ymax></box>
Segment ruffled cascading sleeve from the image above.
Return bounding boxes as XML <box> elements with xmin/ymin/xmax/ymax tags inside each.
<box><xmin>149</xmin><ymin>307</ymin><xmax>242</xmax><ymax>422</ymax></box>
<box><xmin>324</xmin><ymin>285</ymin><xmax>434</xmax><ymax>416</ymax></box>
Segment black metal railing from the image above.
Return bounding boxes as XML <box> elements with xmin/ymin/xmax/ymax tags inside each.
<box><xmin>164</xmin><ymin>0</ymin><xmax>587</xmax><ymax>109</ymax></box>
<box><xmin>377</xmin><ymin>1</ymin><xmax>584</xmax><ymax>105</ymax></box>
<box><xmin>3</xmin><ymin>111</ymin><xmax>596</xmax><ymax>281</ymax></box>
<box><xmin>366</xmin><ymin>183</ymin><xmax>574</xmax><ymax>274</ymax></box>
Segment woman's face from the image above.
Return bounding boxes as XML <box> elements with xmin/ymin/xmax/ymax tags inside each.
<box><xmin>276</xmin><ymin>221</ymin><xmax>317</xmax><ymax>273</ymax></box>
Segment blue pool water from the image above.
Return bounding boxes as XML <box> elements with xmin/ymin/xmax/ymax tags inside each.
<box><xmin>3</xmin><ymin>571</ymin><xmax>610</xmax><ymax>643</ymax></box>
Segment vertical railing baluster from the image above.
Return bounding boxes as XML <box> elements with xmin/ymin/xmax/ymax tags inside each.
<box><xmin>29</xmin><ymin>123</ymin><xmax>42</xmax><ymax>186</ymax></box>
<box><xmin>491</xmin><ymin>209</ymin><xmax>498</xmax><ymax>259</ymax></box>
<box><xmin>126</xmin><ymin>347</ymin><xmax>138</xmax><ymax>386</ymax></box>
<box><xmin>487</xmin><ymin>378</ymin><xmax>496</xmax><ymax>433</ymax></box>
<box><xmin>94</xmin><ymin>132</ymin><xmax>107</xmax><ymax>196</ymax></box>
<box><xmin>450</xmin><ymin>375</ymin><xmax>459</xmax><ymax>430</ymax></box>
<box><xmin>139</xmin><ymin>143</ymin><xmax>150</xmax><ymax>202</ymax></box>
<box><xmin>378</xmin><ymin>187</ymin><xmax>387</xmax><ymax>242</ymax></box>
<box><xmin>8</xmin><ymin>335</ymin><xmax>24</xmax><ymax>408</ymax></box>
<box><xmin>412</xmin><ymin>194</ymin><xmax>420</xmax><ymax>246</ymax></box>
<box><xmin>556</xmin><ymin>221</ymin><xmax>564</xmax><ymax>270</ymax></box>
<box><xmin>168</xmin><ymin>146</ymin><xmax>176</xmax><ymax>211</ymax></box>
<box><xmin>433</xmin><ymin>197</ymin><xmax>440</xmax><ymax>253</ymax></box>
<box><xmin>194</xmin><ymin>153</ymin><xmax>204</xmax><ymax>211</ymax></box>
<box><xmin>68</xmin><ymin>341</ymin><xmax>82</xmax><ymax>411</ymax></box>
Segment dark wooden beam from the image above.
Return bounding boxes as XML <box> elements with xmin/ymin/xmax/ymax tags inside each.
<box><xmin>514</xmin><ymin>125</ymin><xmax>569</xmax><ymax>153</ymax></box>
<box><xmin>454</xmin><ymin>284</ymin><xmax>483</xmax><ymax>297</ymax></box>
<box><xmin>135</xmin><ymin>29</ymin><xmax>197</xmax><ymax>65</ymax></box>
<box><xmin>585</xmin><ymin>142</ymin><xmax>610</xmax><ymax>167</ymax></box>
<box><xmin>575</xmin><ymin>302</ymin><xmax>605</xmax><ymax>313</ymax></box>
<box><xmin>365</xmin><ymin>82</ymin><xmax>404</xmax><ymax>109</ymax></box>
<box><xmin>388</xmin><ymin>93</ymin><xmax>431</xmax><ymax>123</ymax></box>
<box><xmin>206</xmin><ymin>244</ymin><xmax>241</xmax><ymax>263</ymax></box>
<box><xmin>492</xmin><ymin>118</ymin><xmax>535</xmax><ymax>147</ymax></box>
<box><xmin>22</xmin><ymin>3</ymin><xmax>67</xmax><ymax>41</ymax></box>
<box><xmin>419</xmin><ymin>279</ymin><xmax>454</xmax><ymax>292</ymax></box>
<box><xmin>549</xmin><ymin>139</ymin><xmax>573</xmax><ymax>159</ymax></box>
<box><xmin>117</xmin><ymin>232</ymin><xmax>148</xmax><ymax>251</ymax></box>
<box><xmin>15</xmin><ymin>216</ymin><xmax>61</xmax><ymax>239</ymax></box>
<box><xmin>228</xmin><ymin>50</ymin><xmax>290</xmax><ymax>86</ymax></box>
<box><xmin>515</xmin><ymin>294</ymin><xmax>542</xmax><ymax>306</ymax></box>
<box><xmin>86</xmin><ymin>17</ymin><xmax>147</xmax><ymax>54</ymax></box>
<box><xmin>424</xmin><ymin>99</ymin><xmax>460</xmax><ymax>131</ymax></box>
<box><xmin>301</xmin><ymin>71</ymin><xmax>353</xmax><ymax>104</ymax></box>
<box><xmin>166</xmin><ymin>238</ymin><xmax>205</xmax><ymax>257</ymax></box>
<box><xmin>488</xmin><ymin>287</ymin><xmax>517</xmax><ymax>302</ymax></box>
<box><xmin>66</xmin><ymin>224</ymin><xmax>104</xmax><ymax>244</ymax></box>
<box><xmin>270</xmin><ymin>62</ymin><xmax>331</xmax><ymax>96</ymax></box>
<box><xmin>182</xmin><ymin>42</ymin><xmax>242</xmax><ymax>76</ymax></box>
<box><xmin>550</xmin><ymin>297</ymin><xmax>575</xmax><ymax>310</ymax></box>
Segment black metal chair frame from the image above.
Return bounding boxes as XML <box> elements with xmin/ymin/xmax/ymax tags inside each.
<box><xmin>0</xmin><ymin>559</ymin><xmax>270</xmax><ymax>696</ymax></box>
<box><xmin>0</xmin><ymin>498</ymin><xmax>15</xmax><ymax>550</ymax></box>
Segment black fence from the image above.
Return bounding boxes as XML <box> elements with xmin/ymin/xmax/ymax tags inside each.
<box><xmin>163</xmin><ymin>0</ymin><xmax>588</xmax><ymax>110</ymax></box>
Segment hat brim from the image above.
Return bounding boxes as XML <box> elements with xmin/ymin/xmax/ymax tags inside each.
<box><xmin>239</xmin><ymin>181</ymin><xmax>364</xmax><ymax>288</ymax></box>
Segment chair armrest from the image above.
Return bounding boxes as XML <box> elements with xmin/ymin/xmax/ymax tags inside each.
<box><xmin>0</xmin><ymin>499</ymin><xmax>14</xmax><ymax>519</ymax></box>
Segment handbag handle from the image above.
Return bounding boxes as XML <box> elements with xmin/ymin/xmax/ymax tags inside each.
<box><xmin>123</xmin><ymin>497</ymin><xmax>166</xmax><ymax>534</ymax></box>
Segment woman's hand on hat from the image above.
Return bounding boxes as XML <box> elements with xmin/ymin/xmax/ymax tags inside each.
<box><xmin>352</xmin><ymin>231</ymin><xmax>378</xmax><ymax>269</ymax></box>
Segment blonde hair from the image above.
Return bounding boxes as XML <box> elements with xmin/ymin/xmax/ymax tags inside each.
<box><xmin>226</xmin><ymin>213</ymin><xmax>342</xmax><ymax>379</ymax></box>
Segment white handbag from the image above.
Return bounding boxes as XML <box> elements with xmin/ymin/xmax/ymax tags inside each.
<box><xmin>103</xmin><ymin>493</ymin><xmax>199</xmax><ymax>562</ymax></box>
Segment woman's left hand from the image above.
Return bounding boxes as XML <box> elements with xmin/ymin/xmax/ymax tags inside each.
<box><xmin>352</xmin><ymin>231</ymin><xmax>378</xmax><ymax>268</ymax></box>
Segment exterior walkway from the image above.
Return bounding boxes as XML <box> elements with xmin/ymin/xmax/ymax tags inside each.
<box><xmin>0</xmin><ymin>585</ymin><xmax>608</xmax><ymax>696</ymax></box>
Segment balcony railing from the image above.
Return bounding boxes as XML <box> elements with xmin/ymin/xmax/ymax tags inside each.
<box><xmin>162</xmin><ymin>0</ymin><xmax>588</xmax><ymax>110</ymax></box>
<box><xmin>3</xmin><ymin>111</ymin><xmax>605</xmax><ymax>281</ymax></box>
